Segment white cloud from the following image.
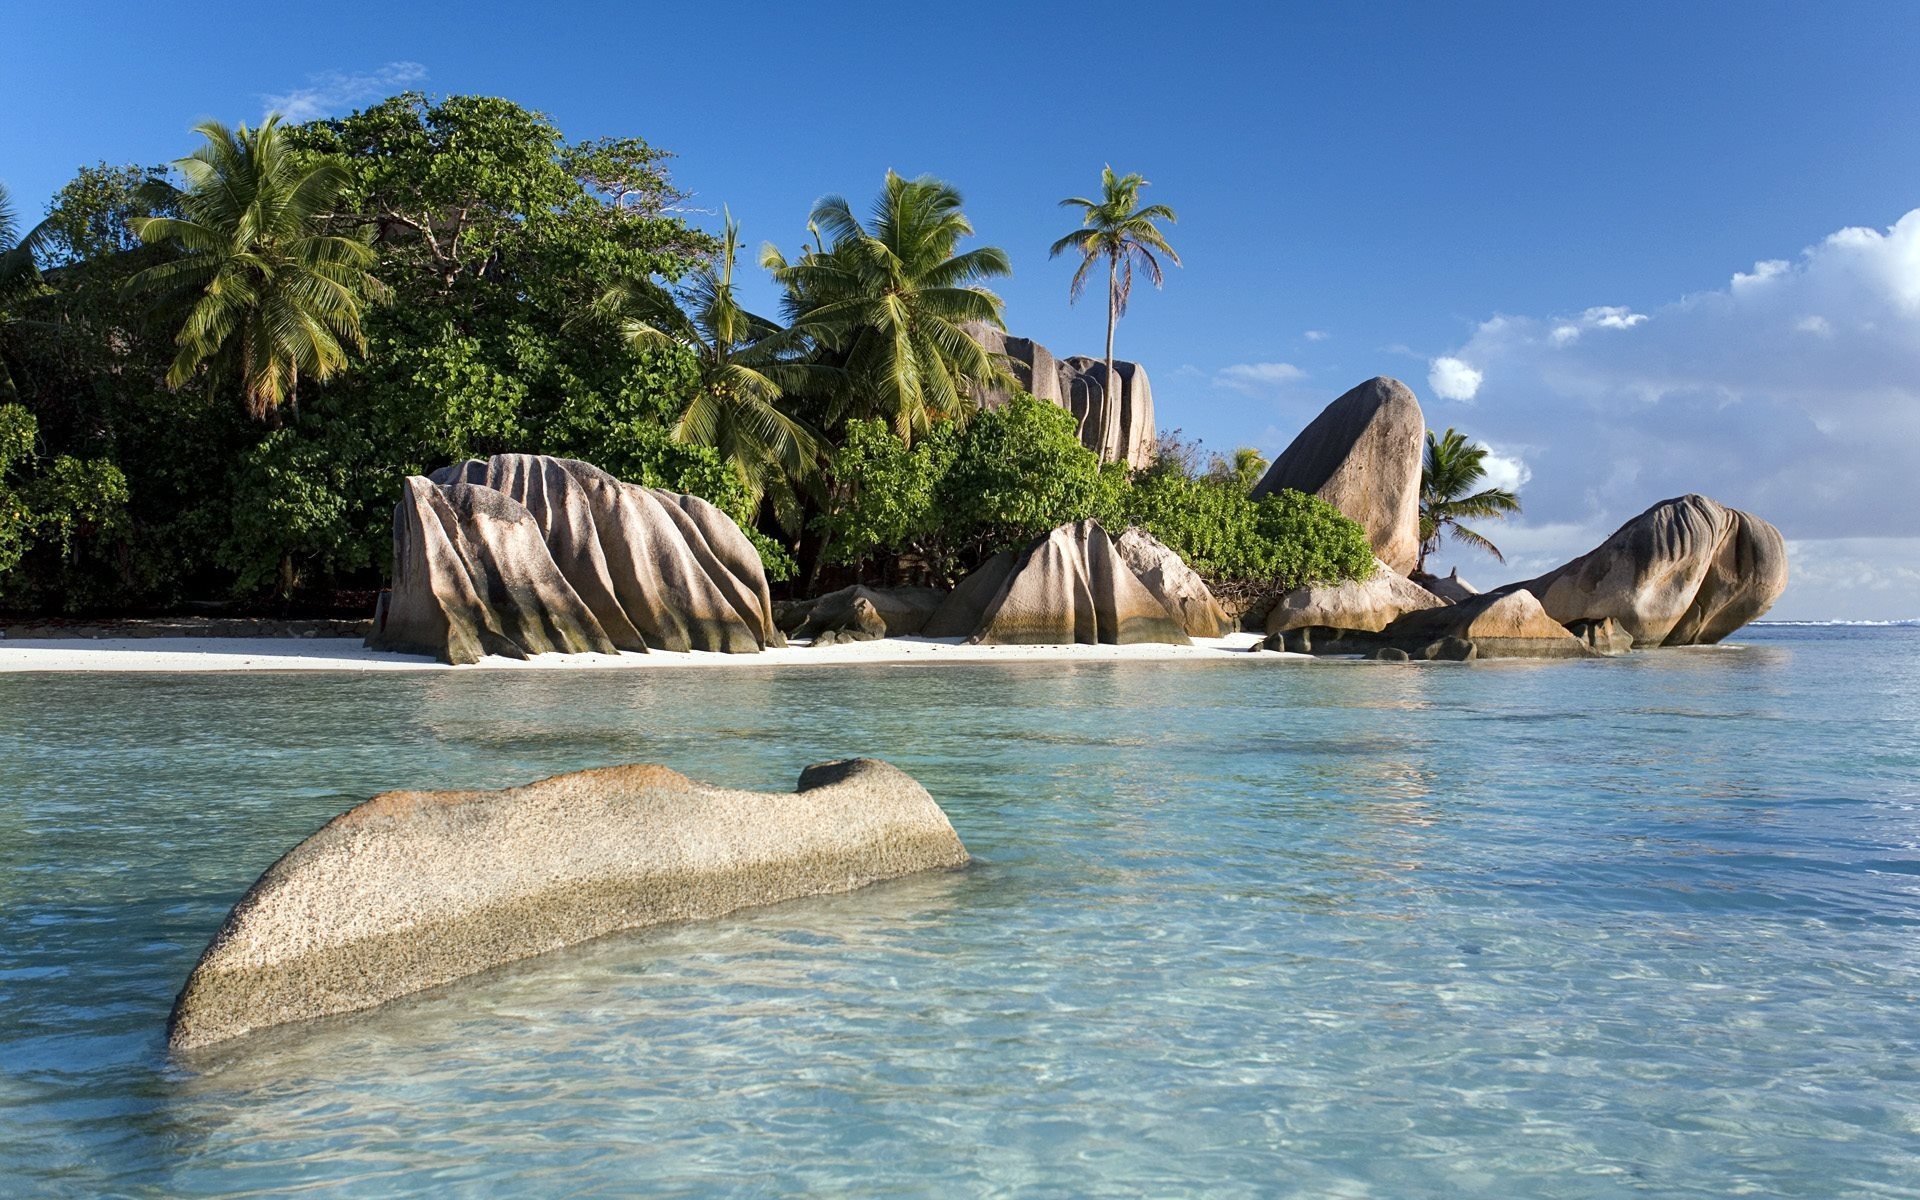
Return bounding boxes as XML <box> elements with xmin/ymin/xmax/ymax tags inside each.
<box><xmin>1474</xmin><ymin>442</ymin><xmax>1532</xmax><ymax>493</ymax></box>
<box><xmin>1215</xmin><ymin>362</ymin><xmax>1305</xmax><ymax>392</ymax></box>
<box><xmin>1427</xmin><ymin>355</ymin><xmax>1483</xmax><ymax>401</ymax></box>
<box><xmin>1582</xmin><ymin>305</ymin><xmax>1649</xmax><ymax>330</ymax></box>
<box><xmin>262</xmin><ymin>61</ymin><xmax>428</xmax><ymax>122</ymax></box>
<box><xmin>1419</xmin><ymin>208</ymin><xmax>1920</xmax><ymax>620</ymax></box>
<box><xmin>1303</xmin><ymin>329</ymin><xmax>1330</xmax><ymax>341</ymax></box>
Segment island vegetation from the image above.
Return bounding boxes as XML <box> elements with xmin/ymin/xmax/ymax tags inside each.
<box><xmin>0</xmin><ymin>92</ymin><xmax>1374</xmax><ymax>618</ymax></box>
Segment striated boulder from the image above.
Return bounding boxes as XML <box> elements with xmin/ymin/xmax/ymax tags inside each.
<box><xmin>168</xmin><ymin>759</ymin><xmax>969</xmax><ymax>1051</ymax></box>
<box><xmin>966</xmin><ymin>324</ymin><xmax>1156</xmax><ymax>468</ymax></box>
<box><xmin>973</xmin><ymin>520</ymin><xmax>1189</xmax><ymax>646</ymax></box>
<box><xmin>921</xmin><ymin>550</ymin><xmax>1018</xmax><ymax>638</ymax></box>
<box><xmin>1379</xmin><ymin>589</ymin><xmax>1594</xmax><ymax>659</ymax></box>
<box><xmin>1114</xmin><ymin>527</ymin><xmax>1234</xmax><ymax>638</ymax></box>
<box><xmin>1266</xmin><ymin>559</ymin><xmax>1445</xmax><ymax>635</ymax></box>
<box><xmin>368</xmin><ymin>454</ymin><xmax>781</xmax><ymax>664</ymax></box>
<box><xmin>1251</xmin><ymin>377</ymin><xmax>1425</xmax><ymax>575</ymax></box>
<box><xmin>781</xmin><ymin>585</ymin><xmax>946</xmax><ymax>640</ymax></box>
<box><xmin>374</xmin><ymin>477</ymin><xmax>619</xmax><ymax>664</ymax></box>
<box><xmin>1513</xmin><ymin>495</ymin><xmax>1788</xmax><ymax>646</ymax></box>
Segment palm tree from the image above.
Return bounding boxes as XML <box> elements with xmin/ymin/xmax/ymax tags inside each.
<box><xmin>1050</xmin><ymin>167</ymin><xmax>1180</xmax><ymax>397</ymax></box>
<box><xmin>592</xmin><ymin>212</ymin><xmax>825</xmax><ymax>509</ymax></box>
<box><xmin>0</xmin><ymin>183</ymin><xmax>54</xmax><ymax>401</ymax></box>
<box><xmin>128</xmin><ymin>116</ymin><xmax>388</xmax><ymax>419</ymax></box>
<box><xmin>1205</xmin><ymin>445</ymin><xmax>1268</xmax><ymax>490</ymax></box>
<box><xmin>1419</xmin><ymin>428</ymin><xmax>1522</xmax><ymax>572</ymax></box>
<box><xmin>763</xmin><ymin>171</ymin><xmax>1012</xmax><ymax>442</ymax></box>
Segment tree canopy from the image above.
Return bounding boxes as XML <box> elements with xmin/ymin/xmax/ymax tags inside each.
<box><xmin>0</xmin><ymin>95</ymin><xmax>1375</xmax><ymax>617</ymax></box>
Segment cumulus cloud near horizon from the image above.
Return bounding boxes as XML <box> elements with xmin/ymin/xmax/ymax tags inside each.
<box><xmin>1417</xmin><ymin>209</ymin><xmax>1920</xmax><ymax>619</ymax></box>
<box><xmin>262</xmin><ymin>61</ymin><xmax>428</xmax><ymax>122</ymax></box>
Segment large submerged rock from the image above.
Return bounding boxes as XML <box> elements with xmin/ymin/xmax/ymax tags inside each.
<box><xmin>1266</xmin><ymin>559</ymin><xmax>1444</xmax><ymax>634</ymax></box>
<box><xmin>966</xmin><ymin>324</ymin><xmax>1156</xmax><ymax>469</ymax></box>
<box><xmin>367</xmin><ymin>454</ymin><xmax>781</xmax><ymax>664</ymax></box>
<box><xmin>1113</xmin><ymin>526</ymin><xmax>1234</xmax><ymax>638</ymax></box>
<box><xmin>168</xmin><ymin>759</ymin><xmax>969</xmax><ymax>1051</ymax></box>
<box><xmin>1250</xmin><ymin>377</ymin><xmax>1425</xmax><ymax>575</ymax></box>
<box><xmin>972</xmin><ymin>520</ymin><xmax>1189</xmax><ymax>646</ymax></box>
<box><xmin>1511</xmin><ymin>494</ymin><xmax>1788</xmax><ymax>646</ymax></box>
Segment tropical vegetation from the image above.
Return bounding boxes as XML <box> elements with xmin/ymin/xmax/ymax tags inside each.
<box><xmin>0</xmin><ymin>91</ymin><xmax>1371</xmax><ymax>617</ymax></box>
<box><xmin>1418</xmin><ymin>427</ymin><xmax>1523</xmax><ymax>572</ymax></box>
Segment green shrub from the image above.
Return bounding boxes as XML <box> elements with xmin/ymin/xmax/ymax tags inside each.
<box><xmin>1117</xmin><ymin>465</ymin><xmax>1374</xmax><ymax>596</ymax></box>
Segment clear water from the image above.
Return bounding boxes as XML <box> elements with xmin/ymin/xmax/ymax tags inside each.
<box><xmin>4</xmin><ymin>627</ymin><xmax>1919</xmax><ymax>1197</ymax></box>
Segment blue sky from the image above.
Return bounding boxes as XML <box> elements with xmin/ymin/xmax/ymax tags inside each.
<box><xmin>8</xmin><ymin>2</ymin><xmax>1919</xmax><ymax>618</ymax></box>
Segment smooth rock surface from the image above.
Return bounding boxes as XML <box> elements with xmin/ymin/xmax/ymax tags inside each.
<box><xmin>367</xmin><ymin>454</ymin><xmax>781</xmax><ymax>664</ymax></box>
<box><xmin>1513</xmin><ymin>494</ymin><xmax>1788</xmax><ymax>646</ymax></box>
<box><xmin>921</xmin><ymin>551</ymin><xmax>1018</xmax><ymax>638</ymax></box>
<box><xmin>973</xmin><ymin>521</ymin><xmax>1189</xmax><ymax>646</ymax></box>
<box><xmin>1265</xmin><ymin>560</ymin><xmax>1445</xmax><ymax>635</ymax></box>
<box><xmin>1251</xmin><ymin>377</ymin><xmax>1425</xmax><ymax>575</ymax></box>
<box><xmin>168</xmin><ymin>759</ymin><xmax>969</xmax><ymax>1051</ymax></box>
<box><xmin>1114</xmin><ymin>526</ymin><xmax>1234</xmax><ymax>638</ymax></box>
<box><xmin>1380</xmin><ymin>590</ymin><xmax>1596</xmax><ymax>659</ymax></box>
<box><xmin>966</xmin><ymin>324</ymin><xmax>1157</xmax><ymax>468</ymax></box>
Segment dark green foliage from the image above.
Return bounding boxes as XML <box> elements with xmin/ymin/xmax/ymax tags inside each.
<box><xmin>0</xmin><ymin>94</ymin><xmax>736</xmax><ymax>610</ymax></box>
<box><xmin>817</xmin><ymin>416</ymin><xmax>958</xmax><ymax>571</ymax></box>
<box><xmin>0</xmin><ymin>404</ymin><xmax>129</xmax><ymax>603</ymax></box>
<box><xmin>934</xmin><ymin>396</ymin><xmax>1128</xmax><ymax>560</ymax></box>
<box><xmin>817</xmin><ymin>397</ymin><xmax>1371</xmax><ymax>595</ymax></box>
<box><xmin>1</xmin><ymin>94</ymin><xmax>1362</xmax><ymax>613</ymax></box>
<box><xmin>818</xmin><ymin>397</ymin><xmax>1125</xmax><ymax>581</ymax></box>
<box><xmin>1120</xmin><ymin>464</ymin><xmax>1375</xmax><ymax>593</ymax></box>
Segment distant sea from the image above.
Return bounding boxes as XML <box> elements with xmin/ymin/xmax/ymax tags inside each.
<box><xmin>3</xmin><ymin>624</ymin><xmax>1917</xmax><ymax>1196</ymax></box>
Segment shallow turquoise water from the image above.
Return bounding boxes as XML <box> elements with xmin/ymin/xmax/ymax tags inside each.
<box><xmin>3</xmin><ymin>627</ymin><xmax>1919</xmax><ymax>1197</ymax></box>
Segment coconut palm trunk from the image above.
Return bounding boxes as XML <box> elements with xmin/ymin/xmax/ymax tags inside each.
<box><xmin>1105</xmin><ymin>254</ymin><xmax>1118</xmax><ymax>394</ymax></box>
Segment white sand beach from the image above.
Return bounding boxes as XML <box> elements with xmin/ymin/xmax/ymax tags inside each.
<box><xmin>0</xmin><ymin>631</ymin><xmax>1287</xmax><ymax>672</ymax></box>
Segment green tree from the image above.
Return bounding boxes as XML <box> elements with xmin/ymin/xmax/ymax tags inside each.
<box><xmin>129</xmin><ymin>116</ymin><xmax>390</xmax><ymax>418</ymax></box>
<box><xmin>815</xmin><ymin>416</ymin><xmax>959</xmax><ymax>579</ymax></box>
<box><xmin>765</xmin><ymin>171</ymin><xmax>1012</xmax><ymax>442</ymax></box>
<box><xmin>0</xmin><ymin>183</ymin><xmax>55</xmax><ymax>401</ymax></box>
<box><xmin>1418</xmin><ymin>427</ymin><xmax>1522</xmax><ymax>571</ymax></box>
<box><xmin>1049</xmin><ymin>167</ymin><xmax>1181</xmax><ymax>394</ymax></box>
<box><xmin>0</xmin><ymin>403</ymin><xmax>130</xmax><ymax>592</ymax></box>
<box><xmin>592</xmin><ymin>214</ymin><xmax>823</xmax><ymax>510</ymax></box>
<box><xmin>936</xmin><ymin>395</ymin><xmax>1126</xmax><ymax>562</ymax></box>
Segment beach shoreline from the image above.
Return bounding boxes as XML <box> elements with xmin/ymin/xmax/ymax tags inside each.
<box><xmin>0</xmin><ymin>632</ymin><xmax>1289</xmax><ymax>672</ymax></box>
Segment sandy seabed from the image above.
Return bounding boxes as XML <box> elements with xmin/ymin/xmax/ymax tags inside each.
<box><xmin>0</xmin><ymin>632</ymin><xmax>1290</xmax><ymax>672</ymax></box>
